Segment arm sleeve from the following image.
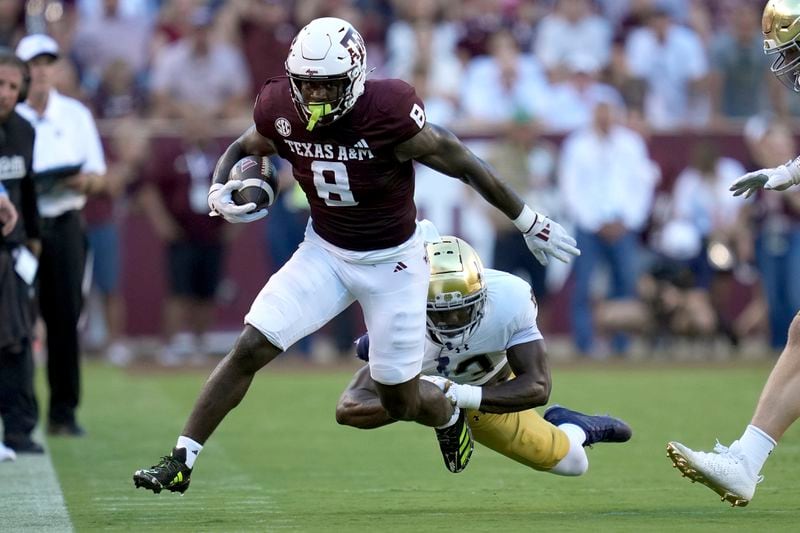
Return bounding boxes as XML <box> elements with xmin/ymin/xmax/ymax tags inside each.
<box><xmin>0</xmin><ymin>181</ymin><xmax>6</xmax><ymax>195</ymax></box>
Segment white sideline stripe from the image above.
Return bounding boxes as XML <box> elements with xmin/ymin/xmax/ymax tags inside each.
<box><xmin>1</xmin><ymin>433</ymin><xmax>73</xmax><ymax>532</ymax></box>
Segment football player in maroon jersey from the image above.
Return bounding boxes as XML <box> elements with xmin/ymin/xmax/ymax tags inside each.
<box><xmin>134</xmin><ymin>17</ymin><xmax>579</xmax><ymax>494</ymax></box>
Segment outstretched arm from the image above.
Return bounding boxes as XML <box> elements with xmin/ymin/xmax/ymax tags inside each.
<box><xmin>730</xmin><ymin>156</ymin><xmax>800</xmax><ymax>198</ymax></box>
<box><xmin>395</xmin><ymin>123</ymin><xmax>579</xmax><ymax>265</ymax></box>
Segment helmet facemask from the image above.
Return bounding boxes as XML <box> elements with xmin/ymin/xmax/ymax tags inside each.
<box><xmin>426</xmin><ymin>287</ymin><xmax>487</xmax><ymax>347</ymax></box>
<box><xmin>767</xmin><ymin>41</ymin><xmax>800</xmax><ymax>92</ymax></box>
<box><xmin>285</xmin><ymin>17</ymin><xmax>367</xmax><ymax>130</ymax></box>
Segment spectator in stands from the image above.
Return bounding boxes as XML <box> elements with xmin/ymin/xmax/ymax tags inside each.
<box><xmin>137</xmin><ymin>114</ymin><xmax>232</xmax><ymax>366</ymax></box>
<box><xmin>71</xmin><ymin>0</ymin><xmax>153</xmax><ymax>97</ymax></box>
<box><xmin>536</xmin><ymin>51</ymin><xmax>624</xmax><ymax>132</ymax></box>
<box><xmin>383</xmin><ymin>0</ymin><xmax>461</xmax><ymax>103</ymax></box>
<box><xmin>84</xmin><ymin>118</ymin><xmax>148</xmax><ymax>366</ymax></box>
<box><xmin>601</xmin><ymin>37</ymin><xmax>648</xmax><ymax>126</ymax></box>
<box><xmin>485</xmin><ymin>113</ymin><xmax>562</xmax><ymax>327</ymax></box>
<box><xmin>92</xmin><ymin>58</ymin><xmax>147</xmax><ymax>118</ymax></box>
<box><xmin>559</xmin><ymin>98</ymin><xmax>658</xmax><ymax>356</ymax></box>
<box><xmin>535</xmin><ymin>0</ymin><xmax>612</xmax><ymax>78</ymax></box>
<box><xmin>460</xmin><ymin>28</ymin><xmax>549</xmax><ymax>132</ymax></box>
<box><xmin>709</xmin><ymin>1</ymin><xmax>774</xmax><ymax>121</ymax></box>
<box><xmin>594</xmin><ymin>220</ymin><xmax>719</xmax><ymax>348</ymax></box>
<box><xmin>218</xmin><ymin>0</ymin><xmax>296</xmax><ymax>98</ymax></box>
<box><xmin>16</xmin><ymin>34</ymin><xmax>107</xmax><ymax>437</ymax></box>
<box><xmin>149</xmin><ymin>6</ymin><xmax>251</xmax><ymax>120</ymax></box>
<box><xmin>0</xmin><ymin>0</ymin><xmax>25</xmax><ymax>49</ymax></box>
<box><xmin>625</xmin><ymin>5</ymin><xmax>710</xmax><ymax>130</ymax></box>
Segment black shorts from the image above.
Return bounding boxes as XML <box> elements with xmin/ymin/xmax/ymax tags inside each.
<box><xmin>167</xmin><ymin>241</ymin><xmax>223</xmax><ymax>300</ymax></box>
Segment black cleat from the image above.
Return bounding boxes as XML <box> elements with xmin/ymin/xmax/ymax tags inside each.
<box><xmin>435</xmin><ymin>409</ymin><xmax>474</xmax><ymax>473</ymax></box>
<box><xmin>544</xmin><ymin>405</ymin><xmax>632</xmax><ymax>446</ymax></box>
<box><xmin>133</xmin><ymin>447</ymin><xmax>193</xmax><ymax>494</ymax></box>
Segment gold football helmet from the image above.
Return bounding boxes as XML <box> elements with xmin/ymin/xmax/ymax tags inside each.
<box><xmin>763</xmin><ymin>0</ymin><xmax>800</xmax><ymax>91</ymax></box>
<box><xmin>426</xmin><ymin>237</ymin><xmax>487</xmax><ymax>346</ymax></box>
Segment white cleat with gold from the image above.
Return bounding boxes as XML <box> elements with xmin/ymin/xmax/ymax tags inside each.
<box><xmin>667</xmin><ymin>440</ymin><xmax>762</xmax><ymax>507</ymax></box>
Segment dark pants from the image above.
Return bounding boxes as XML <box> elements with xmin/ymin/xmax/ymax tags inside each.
<box><xmin>0</xmin><ymin>246</ymin><xmax>38</xmax><ymax>441</ymax></box>
<box><xmin>39</xmin><ymin>210</ymin><xmax>86</xmax><ymax>425</ymax></box>
<box><xmin>0</xmin><ymin>340</ymin><xmax>38</xmax><ymax>441</ymax></box>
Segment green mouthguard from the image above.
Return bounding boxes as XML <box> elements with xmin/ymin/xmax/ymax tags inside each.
<box><xmin>306</xmin><ymin>103</ymin><xmax>332</xmax><ymax>131</ymax></box>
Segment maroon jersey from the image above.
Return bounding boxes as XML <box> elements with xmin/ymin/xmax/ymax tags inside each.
<box><xmin>254</xmin><ymin>77</ymin><xmax>426</xmax><ymax>251</ymax></box>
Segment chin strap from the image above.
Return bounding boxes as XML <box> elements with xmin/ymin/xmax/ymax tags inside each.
<box><xmin>306</xmin><ymin>103</ymin><xmax>332</xmax><ymax>131</ymax></box>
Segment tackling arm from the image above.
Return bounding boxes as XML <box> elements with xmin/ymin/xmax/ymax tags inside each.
<box><xmin>478</xmin><ymin>340</ymin><xmax>552</xmax><ymax>413</ymax></box>
<box><xmin>448</xmin><ymin>340</ymin><xmax>552</xmax><ymax>414</ymax></box>
<box><xmin>395</xmin><ymin>123</ymin><xmax>579</xmax><ymax>265</ymax></box>
<box><xmin>335</xmin><ymin>365</ymin><xmax>397</xmax><ymax>429</ymax></box>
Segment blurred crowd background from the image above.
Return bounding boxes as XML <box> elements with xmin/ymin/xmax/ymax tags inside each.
<box><xmin>11</xmin><ymin>0</ymin><xmax>800</xmax><ymax>365</ymax></box>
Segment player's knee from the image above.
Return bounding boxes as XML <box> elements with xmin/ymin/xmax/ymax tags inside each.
<box><xmin>229</xmin><ymin>326</ymin><xmax>281</xmax><ymax>373</ymax></box>
<box><xmin>335</xmin><ymin>399</ymin><xmax>359</xmax><ymax>427</ymax></box>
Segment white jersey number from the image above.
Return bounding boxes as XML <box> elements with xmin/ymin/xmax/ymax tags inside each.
<box><xmin>409</xmin><ymin>103</ymin><xmax>425</xmax><ymax>129</ymax></box>
<box><xmin>311</xmin><ymin>160</ymin><xmax>358</xmax><ymax>207</ymax></box>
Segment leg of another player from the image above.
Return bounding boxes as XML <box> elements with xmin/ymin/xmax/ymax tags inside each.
<box><xmin>177</xmin><ymin>326</ymin><xmax>282</xmax><ymax>465</ymax></box>
<box><xmin>733</xmin><ymin>313</ymin><xmax>800</xmax><ymax>474</ymax></box>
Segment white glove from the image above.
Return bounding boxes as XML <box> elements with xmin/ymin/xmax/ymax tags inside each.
<box><xmin>514</xmin><ymin>206</ymin><xmax>580</xmax><ymax>266</ymax></box>
<box><xmin>730</xmin><ymin>159</ymin><xmax>800</xmax><ymax>199</ymax></box>
<box><xmin>208</xmin><ymin>181</ymin><xmax>268</xmax><ymax>223</ymax></box>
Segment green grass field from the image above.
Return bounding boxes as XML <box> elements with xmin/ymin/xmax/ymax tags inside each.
<box><xmin>21</xmin><ymin>360</ymin><xmax>800</xmax><ymax>531</ymax></box>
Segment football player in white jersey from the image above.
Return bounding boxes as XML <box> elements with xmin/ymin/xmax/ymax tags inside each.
<box><xmin>666</xmin><ymin>0</ymin><xmax>800</xmax><ymax>508</ymax></box>
<box><xmin>337</xmin><ymin>237</ymin><xmax>631</xmax><ymax>474</ymax></box>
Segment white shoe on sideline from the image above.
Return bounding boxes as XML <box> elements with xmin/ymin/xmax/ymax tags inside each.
<box><xmin>0</xmin><ymin>442</ymin><xmax>17</xmax><ymax>462</ymax></box>
<box><xmin>667</xmin><ymin>440</ymin><xmax>761</xmax><ymax>507</ymax></box>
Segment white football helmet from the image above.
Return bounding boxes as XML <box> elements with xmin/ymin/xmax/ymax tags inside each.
<box><xmin>285</xmin><ymin>17</ymin><xmax>367</xmax><ymax>129</ymax></box>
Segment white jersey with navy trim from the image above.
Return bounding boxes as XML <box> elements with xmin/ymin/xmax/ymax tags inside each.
<box><xmin>421</xmin><ymin>269</ymin><xmax>543</xmax><ymax>385</ymax></box>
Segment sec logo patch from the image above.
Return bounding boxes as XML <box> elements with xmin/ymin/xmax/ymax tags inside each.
<box><xmin>275</xmin><ymin>117</ymin><xmax>291</xmax><ymax>137</ymax></box>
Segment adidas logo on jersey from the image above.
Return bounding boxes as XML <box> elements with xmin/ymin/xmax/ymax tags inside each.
<box><xmin>393</xmin><ymin>261</ymin><xmax>408</xmax><ymax>272</ymax></box>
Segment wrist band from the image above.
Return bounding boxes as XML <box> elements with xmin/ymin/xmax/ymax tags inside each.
<box><xmin>513</xmin><ymin>205</ymin><xmax>537</xmax><ymax>233</ymax></box>
<box><xmin>454</xmin><ymin>383</ymin><xmax>482</xmax><ymax>410</ymax></box>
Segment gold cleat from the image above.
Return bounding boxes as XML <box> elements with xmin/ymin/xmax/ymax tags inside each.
<box><xmin>667</xmin><ymin>442</ymin><xmax>751</xmax><ymax>507</ymax></box>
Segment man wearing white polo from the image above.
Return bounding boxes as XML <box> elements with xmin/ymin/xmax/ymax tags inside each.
<box><xmin>15</xmin><ymin>33</ymin><xmax>107</xmax><ymax>437</ymax></box>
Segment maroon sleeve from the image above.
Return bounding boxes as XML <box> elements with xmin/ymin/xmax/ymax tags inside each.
<box><xmin>252</xmin><ymin>77</ymin><xmax>285</xmax><ymax>139</ymax></box>
<box><xmin>361</xmin><ymin>79</ymin><xmax>426</xmax><ymax>151</ymax></box>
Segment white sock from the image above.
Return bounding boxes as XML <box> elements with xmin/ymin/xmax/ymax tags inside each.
<box><xmin>737</xmin><ymin>425</ymin><xmax>776</xmax><ymax>476</ymax></box>
<box><xmin>176</xmin><ymin>436</ymin><xmax>203</xmax><ymax>469</ymax></box>
<box><xmin>436</xmin><ymin>407</ymin><xmax>461</xmax><ymax>429</ymax></box>
<box><xmin>549</xmin><ymin>424</ymin><xmax>589</xmax><ymax>476</ymax></box>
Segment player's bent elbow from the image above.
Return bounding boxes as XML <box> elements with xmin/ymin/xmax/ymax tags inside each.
<box><xmin>528</xmin><ymin>377</ymin><xmax>552</xmax><ymax>408</ymax></box>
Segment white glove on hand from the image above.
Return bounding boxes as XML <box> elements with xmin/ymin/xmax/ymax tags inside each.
<box><xmin>419</xmin><ymin>375</ymin><xmax>482</xmax><ymax>410</ymax></box>
<box><xmin>730</xmin><ymin>160</ymin><xmax>800</xmax><ymax>199</ymax></box>
<box><xmin>515</xmin><ymin>207</ymin><xmax>580</xmax><ymax>266</ymax></box>
<box><xmin>208</xmin><ymin>181</ymin><xmax>268</xmax><ymax>223</ymax></box>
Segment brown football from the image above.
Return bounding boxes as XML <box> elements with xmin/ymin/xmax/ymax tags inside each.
<box><xmin>229</xmin><ymin>156</ymin><xmax>279</xmax><ymax>210</ymax></box>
